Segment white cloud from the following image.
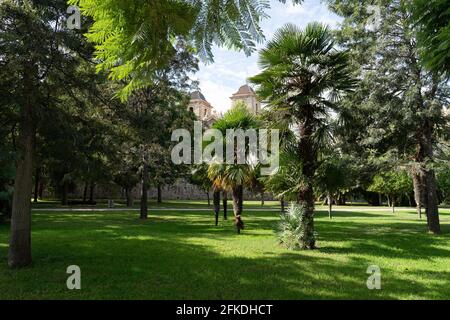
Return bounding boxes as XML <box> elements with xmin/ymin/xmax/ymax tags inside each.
<box><xmin>199</xmin><ymin>80</ymin><xmax>235</xmax><ymax>114</ymax></box>
<box><xmin>284</xmin><ymin>2</ymin><xmax>308</xmax><ymax>15</ymax></box>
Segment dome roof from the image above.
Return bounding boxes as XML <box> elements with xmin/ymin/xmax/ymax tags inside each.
<box><xmin>233</xmin><ymin>84</ymin><xmax>255</xmax><ymax>96</ymax></box>
<box><xmin>190</xmin><ymin>91</ymin><xmax>206</xmax><ymax>101</ymax></box>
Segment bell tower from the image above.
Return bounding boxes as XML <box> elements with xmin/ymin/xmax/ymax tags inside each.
<box><xmin>230</xmin><ymin>84</ymin><xmax>261</xmax><ymax>114</ymax></box>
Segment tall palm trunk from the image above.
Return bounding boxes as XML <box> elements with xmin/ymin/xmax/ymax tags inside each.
<box><xmin>222</xmin><ymin>191</ymin><xmax>228</xmax><ymax>220</ymax></box>
<box><xmin>232</xmin><ymin>185</ymin><xmax>244</xmax><ymax>234</ymax></box>
<box><xmin>213</xmin><ymin>188</ymin><xmax>220</xmax><ymax>226</ymax></box>
<box><xmin>8</xmin><ymin>75</ymin><xmax>35</xmax><ymax>268</ymax></box>
<box><xmin>297</xmin><ymin>109</ymin><xmax>316</xmax><ymax>249</ymax></box>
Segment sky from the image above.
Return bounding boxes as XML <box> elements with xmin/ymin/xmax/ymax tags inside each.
<box><xmin>192</xmin><ymin>0</ymin><xmax>342</xmax><ymax>114</ymax></box>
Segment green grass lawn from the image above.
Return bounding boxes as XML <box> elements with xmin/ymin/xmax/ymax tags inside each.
<box><xmin>0</xmin><ymin>205</ymin><xmax>449</xmax><ymax>299</ymax></box>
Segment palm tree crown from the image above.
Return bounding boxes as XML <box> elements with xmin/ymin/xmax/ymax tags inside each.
<box><xmin>250</xmin><ymin>22</ymin><xmax>355</xmax><ymax>125</ymax></box>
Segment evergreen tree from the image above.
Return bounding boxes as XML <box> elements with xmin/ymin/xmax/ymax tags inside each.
<box><xmin>327</xmin><ymin>0</ymin><xmax>449</xmax><ymax>233</ymax></box>
<box><xmin>410</xmin><ymin>0</ymin><xmax>450</xmax><ymax>75</ymax></box>
<box><xmin>0</xmin><ymin>0</ymin><xmax>95</xmax><ymax>267</ymax></box>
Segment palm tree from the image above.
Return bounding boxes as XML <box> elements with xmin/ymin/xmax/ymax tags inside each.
<box><xmin>208</xmin><ymin>163</ymin><xmax>252</xmax><ymax>233</ymax></box>
<box><xmin>250</xmin><ymin>22</ymin><xmax>355</xmax><ymax>249</ymax></box>
<box><xmin>207</xmin><ymin>103</ymin><xmax>258</xmax><ymax>233</ymax></box>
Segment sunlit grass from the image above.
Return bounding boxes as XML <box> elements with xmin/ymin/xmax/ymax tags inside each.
<box><xmin>0</xmin><ymin>206</ymin><xmax>449</xmax><ymax>299</ymax></box>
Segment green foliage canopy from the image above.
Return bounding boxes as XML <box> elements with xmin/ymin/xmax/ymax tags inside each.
<box><xmin>69</xmin><ymin>0</ymin><xmax>303</xmax><ymax>99</ymax></box>
<box><xmin>208</xmin><ymin>102</ymin><xmax>259</xmax><ymax>191</ymax></box>
<box><xmin>410</xmin><ymin>0</ymin><xmax>450</xmax><ymax>76</ymax></box>
<box><xmin>367</xmin><ymin>171</ymin><xmax>413</xmax><ymax>202</ymax></box>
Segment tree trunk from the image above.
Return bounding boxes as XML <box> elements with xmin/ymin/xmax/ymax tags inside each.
<box><xmin>298</xmin><ymin>181</ymin><xmax>316</xmax><ymax>249</ymax></box>
<box><xmin>206</xmin><ymin>191</ymin><xmax>210</xmax><ymax>206</ymax></box>
<box><xmin>38</xmin><ymin>180</ymin><xmax>44</xmax><ymax>199</ymax></box>
<box><xmin>280</xmin><ymin>197</ymin><xmax>285</xmax><ymax>213</ymax></box>
<box><xmin>140</xmin><ymin>163</ymin><xmax>149</xmax><ymax>219</ymax></box>
<box><xmin>342</xmin><ymin>194</ymin><xmax>346</xmax><ymax>205</ymax></box>
<box><xmin>238</xmin><ymin>186</ymin><xmax>243</xmax><ymax>216</ymax></box>
<box><xmin>89</xmin><ymin>183</ymin><xmax>95</xmax><ymax>202</ymax></box>
<box><xmin>125</xmin><ymin>187</ymin><xmax>133</xmax><ymax>207</ymax></box>
<box><xmin>33</xmin><ymin>167</ymin><xmax>39</xmax><ymax>203</ymax></box>
<box><xmin>8</xmin><ymin>80</ymin><xmax>35</xmax><ymax>268</ymax></box>
<box><xmin>424</xmin><ymin>169</ymin><xmax>440</xmax><ymax>233</ymax></box>
<box><xmin>411</xmin><ymin>66</ymin><xmax>440</xmax><ymax>233</ymax></box>
<box><xmin>337</xmin><ymin>193</ymin><xmax>346</xmax><ymax>205</ymax></box>
<box><xmin>412</xmin><ymin>172</ymin><xmax>422</xmax><ymax>219</ymax></box>
<box><xmin>213</xmin><ymin>189</ymin><xmax>220</xmax><ymax>226</ymax></box>
<box><xmin>61</xmin><ymin>180</ymin><xmax>69</xmax><ymax>206</ymax></box>
<box><xmin>232</xmin><ymin>185</ymin><xmax>244</xmax><ymax>234</ymax></box>
<box><xmin>223</xmin><ymin>191</ymin><xmax>228</xmax><ymax>220</ymax></box>
<box><xmin>261</xmin><ymin>193</ymin><xmax>264</xmax><ymax>206</ymax></box>
<box><xmin>391</xmin><ymin>197</ymin><xmax>395</xmax><ymax>213</ymax></box>
<box><xmin>297</xmin><ymin>109</ymin><xmax>316</xmax><ymax>249</ymax></box>
<box><xmin>328</xmin><ymin>193</ymin><xmax>332</xmax><ymax>219</ymax></box>
<box><xmin>157</xmin><ymin>184</ymin><xmax>162</xmax><ymax>204</ymax></box>
<box><xmin>415</xmin><ymin>118</ymin><xmax>440</xmax><ymax>233</ymax></box>
<box><xmin>83</xmin><ymin>182</ymin><xmax>88</xmax><ymax>202</ymax></box>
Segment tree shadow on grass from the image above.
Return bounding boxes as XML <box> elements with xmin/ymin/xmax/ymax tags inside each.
<box><xmin>14</xmin><ymin>232</ymin><xmax>449</xmax><ymax>299</ymax></box>
<box><xmin>317</xmin><ymin>219</ymin><xmax>450</xmax><ymax>259</ymax></box>
<box><xmin>31</xmin><ymin>210</ymin><xmax>450</xmax><ymax>257</ymax></box>
<box><xmin>1</xmin><ymin>210</ymin><xmax>449</xmax><ymax>299</ymax></box>
<box><xmin>315</xmin><ymin>210</ymin><xmax>390</xmax><ymax>218</ymax></box>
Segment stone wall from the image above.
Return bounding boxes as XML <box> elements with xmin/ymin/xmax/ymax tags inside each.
<box><xmin>58</xmin><ymin>179</ymin><xmax>274</xmax><ymax>201</ymax></box>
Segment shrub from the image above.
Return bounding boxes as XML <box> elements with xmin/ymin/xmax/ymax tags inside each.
<box><xmin>437</xmin><ymin>169</ymin><xmax>450</xmax><ymax>205</ymax></box>
<box><xmin>277</xmin><ymin>203</ymin><xmax>317</xmax><ymax>250</ymax></box>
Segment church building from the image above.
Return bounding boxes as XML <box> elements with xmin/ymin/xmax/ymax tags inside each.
<box><xmin>230</xmin><ymin>84</ymin><xmax>261</xmax><ymax>114</ymax></box>
<box><xmin>188</xmin><ymin>91</ymin><xmax>219</xmax><ymax>127</ymax></box>
<box><xmin>187</xmin><ymin>84</ymin><xmax>261</xmax><ymax>124</ymax></box>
